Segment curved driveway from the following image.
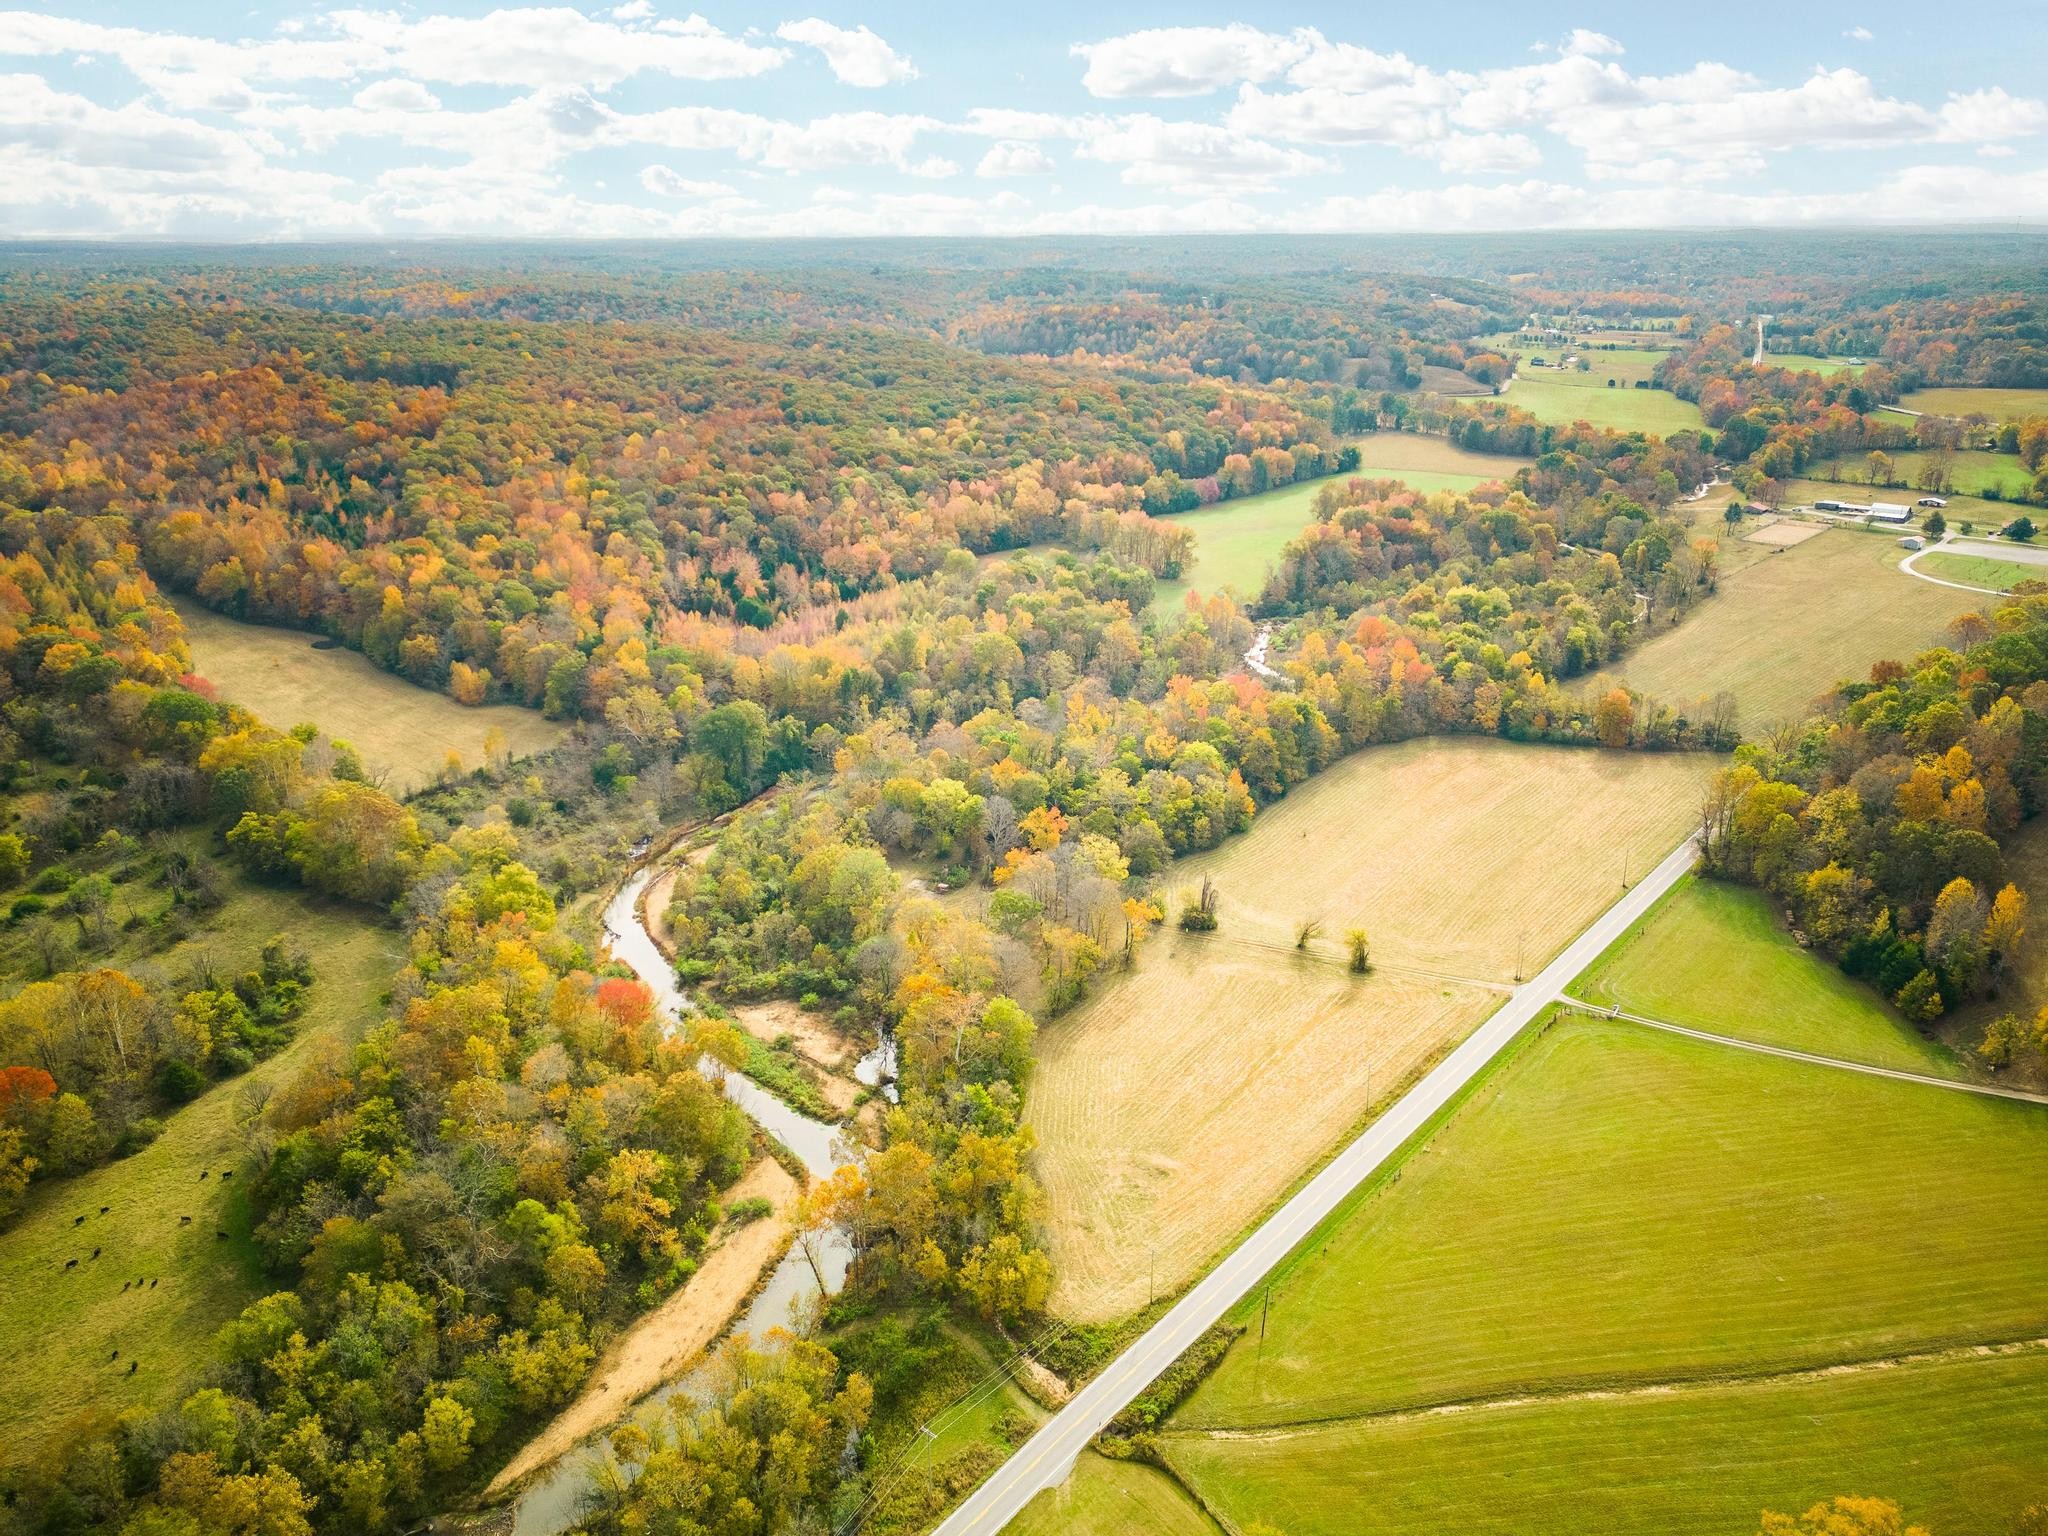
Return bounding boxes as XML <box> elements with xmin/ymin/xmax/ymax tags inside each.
<box><xmin>928</xmin><ymin>834</ymin><xmax>1703</xmax><ymax>1536</ymax></box>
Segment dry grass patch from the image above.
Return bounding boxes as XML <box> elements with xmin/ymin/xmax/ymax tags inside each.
<box><xmin>174</xmin><ymin>597</ymin><xmax>569</xmax><ymax>794</ymax></box>
<box><xmin>1028</xmin><ymin>738</ymin><xmax>1712</xmax><ymax>1321</ymax></box>
<box><xmin>1745</xmin><ymin>519</ymin><xmax>1826</xmax><ymax>548</ymax></box>
<box><xmin>1583</xmin><ymin>527</ymin><xmax>1987</xmax><ymax>734</ymax></box>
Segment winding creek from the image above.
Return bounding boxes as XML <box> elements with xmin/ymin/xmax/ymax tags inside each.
<box><xmin>505</xmin><ymin>867</ymin><xmax>859</xmax><ymax>1536</ymax></box>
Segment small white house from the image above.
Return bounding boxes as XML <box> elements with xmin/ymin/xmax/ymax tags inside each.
<box><xmin>1899</xmin><ymin>536</ymin><xmax>1925</xmax><ymax>550</ymax></box>
<box><xmin>1918</xmin><ymin>497</ymin><xmax>1948</xmax><ymax>509</ymax></box>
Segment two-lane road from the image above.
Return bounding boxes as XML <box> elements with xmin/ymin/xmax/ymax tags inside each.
<box><xmin>930</xmin><ymin>833</ymin><xmax>1703</xmax><ymax>1535</ymax></box>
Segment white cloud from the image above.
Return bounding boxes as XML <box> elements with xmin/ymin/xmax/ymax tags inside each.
<box><xmin>1846</xmin><ymin>25</ymin><xmax>1875</xmax><ymax>42</ymax></box>
<box><xmin>1427</xmin><ymin>131</ymin><xmax>1542</xmax><ymax>175</ymax></box>
<box><xmin>1075</xmin><ymin>114</ymin><xmax>1332</xmax><ymax>191</ymax></box>
<box><xmin>775</xmin><ymin>18</ymin><xmax>915</xmax><ymax>87</ymax></box>
<box><xmin>1071</xmin><ymin>23</ymin><xmax>1314</xmax><ymax>98</ymax></box>
<box><xmin>1560</xmin><ymin>29</ymin><xmax>1623</xmax><ymax>58</ymax></box>
<box><xmin>351</xmin><ymin>78</ymin><xmax>441</xmax><ymax>113</ymax></box>
<box><xmin>638</xmin><ymin>164</ymin><xmax>739</xmax><ymax>197</ymax></box>
<box><xmin>1936</xmin><ymin>87</ymin><xmax>2048</xmax><ymax>143</ymax></box>
<box><xmin>977</xmin><ymin>140</ymin><xmax>1054</xmax><ymax>176</ymax></box>
<box><xmin>956</xmin><ymin>107</ymin><xmax>1096</xmax><ymax>140</ymax></box>
<box><xmin>613</xmin><ymin>0</ymin><xmax>654</xmax><ymax>17</ymax></box>
<box><xmin>0</xmin><ymin>7</ymin><xmax>786</xmax><ymax>104</ymax></box>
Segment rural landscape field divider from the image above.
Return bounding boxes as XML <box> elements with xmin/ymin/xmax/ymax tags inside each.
<box><xmin>1558</xmin><ymin>1000</ymin><xmax>2048</xmax><ymax>1107</ymax></box>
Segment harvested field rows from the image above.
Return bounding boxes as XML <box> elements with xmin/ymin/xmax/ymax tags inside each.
<box><xmin>1582</xmin><ymin>528</ymin><xmax>1985</xmax><ymax>733</ymax></box>
<box><xmin>1028</xmin><ymin>739</ymin><xmax>1710</xmax><ymax>1320</ymax></box>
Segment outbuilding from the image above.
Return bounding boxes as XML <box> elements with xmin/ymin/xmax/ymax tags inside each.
<box><xmin>1867</xmin><ymin>502</ymin><xmax>1911</xmax><ymax>524</ymax></box>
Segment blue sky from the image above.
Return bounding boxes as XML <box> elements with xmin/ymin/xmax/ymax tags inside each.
<box><xmin>2</xmin><ymin>1</ymin><xmax>2045</xmax><ymax>239</ymax></box>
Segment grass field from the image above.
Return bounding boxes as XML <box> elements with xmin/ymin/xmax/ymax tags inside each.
<box><xmin>1582</xmin><ymin>526</ymin><xmax>1985</xmax><ymax>733</ymax></box>
<box><xmin>174</xmin><ymin>598</ymin><xmax>569</xmax><ymax>794</ymax></box>
<box><xmin>1570</xmin><ymin>875</ymin><xmax>1966</xmax><ymax>1077</ymax></box>
<box><xmin>1515</xmin><ymin>349</ymin><xmax>1666</xmax><ymax>386</ymax></box>
<box><xmin>1765</xmin><ymin>352</ymin><xmax>1871</xmax><ymax>375</ymax></box>
<box><xmin>1813</xmin><ymin>448</ymin><xmax>2038</xmax><ymax>501</ymax></box>
<box><xmin>1917</xmin><ymin>552</ymin><xmax>2046</xmax><ymax>591</ymax></box>
<box><xmin>1013</xmin><ymin>1455</ymin><xmax>1219</xmax><ymax>1536</ymax></box>
<box><xmin>1902</xmin><ymin>387</ymin><xmax>2048</xmax><ymax>421</ymax></box>
<box><xmin>1496</xmin><ymin>374</ymin><xmax>1703</xmax><ymax>436</ymax></box>
<box><xmin>1178</xmin><ymin>1017</ymin><xmax>2048</xmax><ymax>1430</ymax></box>
<box><xmin>1151</xmin><ymin>436</ymin><xmax>1529</xmax><ymax>614</ymax></box>
<box><xmin>0</xmin><ymin>895</ymin><xmax>397</xmax><ymax>1470</ymax></box>
<box><xmin>1026</xmin><ymin>739</ymin><xmax>1711</xmax><ymax>1320</ymax></box>
<box><xmin>1162</xmin><ymin>1347</ymin><xmax>2048</xmax><ymax>1536</ymax></box>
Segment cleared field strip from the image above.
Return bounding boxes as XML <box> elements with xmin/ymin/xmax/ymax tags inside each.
<box><xmin>1581</xmin><ymin>527</ymin><xmax>1986</xmax><ymax>733</ymax></box>
<box><xmin>174</xmin><ymin>597</ymin><xmax>570</xmax><ymax>793</ymax></box>
<box><xmin>1160</xmin><ymin>1347</ymin><xmax>2048</xmax><ymax>1536</ymax></box>
<box><xmin>1027</xmin><ymin>739</ymin><xmax>1710</xmax><ymax>1320</ymax></box>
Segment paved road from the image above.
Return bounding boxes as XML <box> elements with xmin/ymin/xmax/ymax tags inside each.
<box><xmin>928</xmin><ymin>834</ymin><xmax>1703</xmax><ymax>1536</ymax></box>
<box><xmin>1560</xmin><ymin>999</ymin><xmax>2048</xmax><ymax>1107</ymax></box>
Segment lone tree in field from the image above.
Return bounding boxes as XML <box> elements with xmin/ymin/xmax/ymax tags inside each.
<box><xmin>1346</xmin><ymin>927</ymin><xmax>1371</xmax><ymax>973</ymax></box>
<box><xmin>1179</xmin><ymin>876</ymin><xmax>1219</xmax><ymax>933</ymax></box>
<box><xmin>1295</xmin><ymin>917</ymin><xmax>1322</xmax><ymax>951</ymax></box>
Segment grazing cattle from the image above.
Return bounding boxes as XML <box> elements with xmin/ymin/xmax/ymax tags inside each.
<box><xmin>149</xmin><ymin>1279</ymin><xmax>158</xmax><ymax>1289</ymax></box>
<box><xmin>215</xmin><ymin>1229</ymin><xmax>229</xmax><ymax>1240</ymax></box>
<box><xmin>127</xmin><ymin>1361</ymin><xmax>137</xmax><ymax>1375</ymax></box>
<box><xmin>99</xmin><ymin>1205</ymin><xmax>109</xmax><ymax>1215</ymax></box>
<box><xmin>72</xmin><ymin>1215</ymin><xmax>85</xmax><ymax>1227</ymax></box>
<box><xmin>63</xmin><ymin>1258</ymin><xmax>77</xmax><ymax>1270</ymax></box>
<box><xmin>90</xmin><ymin>1247</ymin><xmax>100</xmax><ymax>1260</ymax></box>
<box><xmin>219</xmin><ymin>1171</ymin><xmax>232</xmax><ymax>1181</ymax></box>
<box><xmin>179</xmin><ymin>1215</ymin><xmax>191</xmax><ymax>1225</ymax></box>
<box><xmin>109</xmin><ymin>1349</ymin><xmax>118</xmax><ymax>1361</ymax></box>
<box><xmin>121</xmin><ymin>1281</ymin><xmax>130</xmax><ymax>1293</ymax></box>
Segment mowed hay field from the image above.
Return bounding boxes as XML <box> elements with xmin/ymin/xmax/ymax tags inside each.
<box><xmin>1162</xmin><ymin>1348</ymin><xmax>2048</xmax><ymax>1536</ymax></box>
<box><xmin>0</xmin><ymin>898</ymin><xmax>397</xmax><ymax>1470</ymax></box>
<box><xmin>1151</xmin><ymin>436</ymin><xmax>1528</xmax><ymax>615</ymax></box>
<box><xmin>1025</xmin><ymin>738</ymin><xmax>1711</xmax><ymax>1320</ymax></box>
<box><xmin>1571</xmin><ymin>875</ymin><xmax>1968</xmax><ymax>1078</ymax></box>
<box><xmin>1902</xmin><ymin>386</ymin><xmax>2048</xmax><ymax>421</ymax></box>
<box><xmin>174</xmin><ymin>598</ymin><xmax>569</xmax><ymax>793</ymax></box>
<box><xmin>1496</xmin><ymin>374</ymin><xmax>1703</xmax><ymax>436</ymax></box>
<box><xmin>1582</xmin><ymin>527</ymin><xmax>1985</xmax><ymax>733</ymax></box>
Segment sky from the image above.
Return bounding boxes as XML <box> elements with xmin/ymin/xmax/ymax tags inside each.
<box><xmin>3</xmin><ymin>1</ymin><xmax>2047</xmax><ymax>241</ymax></box>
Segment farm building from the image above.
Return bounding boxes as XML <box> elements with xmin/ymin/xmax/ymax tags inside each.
<box><xmin>1868</xmin><ymin>502</ymin><xmax>1912</xmax><ymax>523</ymax></box>
<box><xmin>1899</xmin><ymin>535</ymin><xmax>1925</xmax><ymax>550</ymax></box>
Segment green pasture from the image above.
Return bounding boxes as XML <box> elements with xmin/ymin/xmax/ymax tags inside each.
<box><xmin>1176</xmin><ymin>1018</ymin><xmax>2048</xmax><ymax>1430</ymax></box>
<box><xmin>1569</xmin><ymin>874</ymin><xmax>1967</xmax><ymax>1077</ymax></box>
<box><xmin>0</xmin><ymin>897</ymin><xmax>396</xmax><ymax>1469</ymax></box>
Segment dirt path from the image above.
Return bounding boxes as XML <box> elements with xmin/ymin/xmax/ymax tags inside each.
<box><xmin>485</xmin><ymin>1157</ymin><xmax>802</xmax><ymax>1495</ymax></box>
